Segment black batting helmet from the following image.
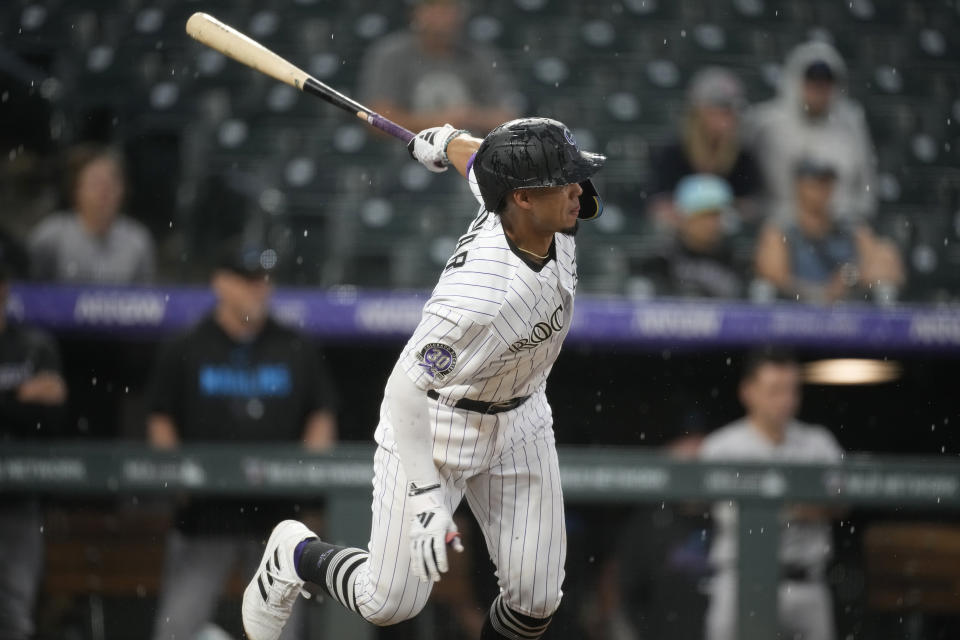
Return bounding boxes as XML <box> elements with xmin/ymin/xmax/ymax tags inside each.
<box><xmin>472</xmin><ymin>117</ymin><xmax>606</xmax><ymax>220</ymax></box>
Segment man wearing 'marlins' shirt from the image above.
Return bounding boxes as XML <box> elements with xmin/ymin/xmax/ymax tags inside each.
<box><xmin>147</xmin><ymin>242</ymin><xmax>337</xmax><ymax>640</ymax></box>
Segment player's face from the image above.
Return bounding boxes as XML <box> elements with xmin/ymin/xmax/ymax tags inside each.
<box><xmin>213</xmin><ymin>271</ymin><xmax>273</xmax><ymax>325</ymax></box>
<box><xmin>741</xmin><ymin>363</ymin><xmax>801</xmax><ymax>428</ymax></box>
<box><xmin>523</xmin><ymin>182</ymin><xmax>583</xmax><ymax>235</ymax></box>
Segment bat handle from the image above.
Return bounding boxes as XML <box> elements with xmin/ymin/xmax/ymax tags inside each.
<box><xmin>359</xmin><ymin>111</ymin><xmax>415</xmax><ymax>144</ymax></box>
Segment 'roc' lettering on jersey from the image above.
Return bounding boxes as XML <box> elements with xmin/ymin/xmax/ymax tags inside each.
<box><xmin>509</xmin><ymin>304</ymin><xmax>564</xmax><ymax>352</ymax></box>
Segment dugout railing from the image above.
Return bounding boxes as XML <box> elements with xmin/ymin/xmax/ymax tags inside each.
<box><xmin>2</xmin><ymin>442</ymin><xmax>959</xmax><ymax>639</ymax></box>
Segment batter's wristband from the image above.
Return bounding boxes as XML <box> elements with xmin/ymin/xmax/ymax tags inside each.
<box><xmin>441</xmin><ymin>129</ymin><xmax>470</xmax><ymax>166</ymax></box>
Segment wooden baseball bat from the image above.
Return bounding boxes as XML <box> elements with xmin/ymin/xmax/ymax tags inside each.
<box><xmin>185</xmin><ymin>12</ymin><xmax>415</xmax><ymax>143</ymax></box>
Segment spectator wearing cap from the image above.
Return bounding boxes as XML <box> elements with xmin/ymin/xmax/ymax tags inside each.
<box><xmin>755</xmin><ymin>158</ymin><xmax>904</xmax><ymax>304</ymax></box>
<box><xmin>744</xmin><ymin>41</ymin><xmax>877</xmax><ymax>224</ymax></box>
<box><xmin>637</xmin><ymin>174</ymin><xmax>748</xmax><ymax>299</ymax></box>
<box><xmin>0</xmin><ymin>261</ymin><xmax>67</xmax><ymax>640</ymax></box>
<box><xmin>357</xmin><ymin>0</ymin><xmax>519</xmax><ymax>134</ymax></box>
<box><xmin>28</xmin><ymin>144</ymin><xmax>155</xmax><ymax>284</ymax></box>
<box><xmin>650</xmin><ymin>67</ymin><xmax>764</xmax><ymax>227</ymax></box>
<box><xmin>148</xmin><ymin>242</ymin><xmax>337</xmax><ymax>640</ymax></box>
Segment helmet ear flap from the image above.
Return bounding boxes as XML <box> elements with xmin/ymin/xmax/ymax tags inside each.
<box><xmin>577</xmin><ymin>179</ymin><xmax>603</xmax><ymax>220</ymax></box>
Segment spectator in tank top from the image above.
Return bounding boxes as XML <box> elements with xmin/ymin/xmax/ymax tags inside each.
<box><xmin>754</xmin><ymin>158</ymin><xmax>903</xmax><ymax>304</ymax></box>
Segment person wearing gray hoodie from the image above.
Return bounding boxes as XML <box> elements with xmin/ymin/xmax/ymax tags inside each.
<box><xmin>744</xmin><ymin>41</ymin><xmax>877</xmax><ymax>225</ymax></box>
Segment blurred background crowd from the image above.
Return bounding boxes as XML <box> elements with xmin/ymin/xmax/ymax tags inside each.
<box><xmin>2</xmin><ymin>0</ymin><xmax>960</xmax><ymax>639</ymax></box>
<box><xmin>2</xmin><ymin>0</ymin><xmax>958</xmax><ymax>298</ymax></box>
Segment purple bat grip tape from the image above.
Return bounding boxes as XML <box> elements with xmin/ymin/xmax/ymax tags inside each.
<box><xmin>368</xmin><ymin>113</ymin><xmax>414</xmax><ymax>143</ymax></box>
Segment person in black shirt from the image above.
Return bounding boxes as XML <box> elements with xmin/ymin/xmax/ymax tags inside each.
<box><xmin>638</xmin><ymin>174</ymin><xmax>747</xmax><ymax>299</ymax></box>
<box><xmin>649</xmin><ymin>67</ymin><xmax>763</xmax><ymax>228</ymax></box>
<box><xmin>148</xmin><ymin>243</ymin><xmax>337</xmax><ymax>640</ymax></box>
<box><xmin>0</xmin><ymin>261</ymin><xmax>67</xmax><ymax>640</ymax></box>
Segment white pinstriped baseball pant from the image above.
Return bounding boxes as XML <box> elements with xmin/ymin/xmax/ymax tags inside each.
<box><xmin>351</xmin><ymin>390</ymin><xmax>566</xmax><ymax>626</ymax></box>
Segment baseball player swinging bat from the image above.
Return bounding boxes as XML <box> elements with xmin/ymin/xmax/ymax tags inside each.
<box><xmin>198</xmin><ymin>9</ymin><xmax>608</xmax><ymax>640</ymax></box>
<box><xmin>185</xmin><ymin>12</ymin><xmax>414</xmax><ymax>143</ymax></box>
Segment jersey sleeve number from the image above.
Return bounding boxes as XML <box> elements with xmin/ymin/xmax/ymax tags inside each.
<box><xmin>445</xmin><ymin>212</ymin><xmax>489</xmax><ymax>271</ymax></box>
<box><xmin>445</xmin><ymin>231</ymin><xmax>478</xmax><ymax>271</ymax></box>
<box><xmin>445</xmin><ymin>251</ymin><xmax>468</xmax><ymax>271</ymax></box>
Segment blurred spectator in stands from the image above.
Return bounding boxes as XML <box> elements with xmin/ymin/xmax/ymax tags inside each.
<box><xmin>637</xmin><ymin>174</ymin><xmax>747</xmax><ymax>298</ymax></box>
<box><xmin>649</xmin><ymin>67</ymin><xmax>763</xmax><ymax>228</ymax></box>
<box><xmin>358</xmin><ymin>0</ymin><xmax>519</xmax><ymax>134</ymax></box>
<box><xmin>745</xmin><ymin>41</ymin><xmax>876</xmax><ymax>223</ymax></box>
<box><xmin>755</xmin><ymin>158</ymin><xmax>903</xmax><ymax>304</ymax></box>
<box><xmin>147</xmin><ymin>241</ymin><xmax>336</xmax><ymax>640</ymax></box>
<box><xmin>700</xmin><ymin>348</ymin><xmax>842</xmax><ymax>640</ymax></box>
<box><xmin>0</xmin><ymin>260</ymin><xmax>67</xmax><ymax>640</ymax></box>
<box><xmin>28</xmin><ymin>145</ymin><xmax>155</xmax><ymax>284</ymax></box>
<box><xmin>0</xmin><ymin>227</ymin><xmax>30</xmax><ymax>279</ymax></box>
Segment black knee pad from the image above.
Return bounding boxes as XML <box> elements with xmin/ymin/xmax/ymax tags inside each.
<box><xmin>481</xmin><ymin>595</ymin><xmax>554</xmax><ymax>640</ymax></box>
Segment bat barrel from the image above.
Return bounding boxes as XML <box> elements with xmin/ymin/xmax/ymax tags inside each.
<box><xmin>187</xmin><ymin>12</ymin><xmax>415</xmax><ymax>144</ymax></box>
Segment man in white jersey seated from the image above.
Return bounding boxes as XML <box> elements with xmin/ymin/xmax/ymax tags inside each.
<box><xmin>241</xmin><ymin>117</ymin><xmax>605</xmax><ymax>640</ymax></box>
<box><xmin>700</xmin><ymin>348</ymin><xmax>844</xmax><ymax>640</ymax></box>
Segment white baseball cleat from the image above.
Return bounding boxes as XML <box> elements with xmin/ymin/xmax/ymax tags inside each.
<box><xmin>242</xmin><ymin>520</ymin><xmax>315</xmax><ymax>640</ymax></box>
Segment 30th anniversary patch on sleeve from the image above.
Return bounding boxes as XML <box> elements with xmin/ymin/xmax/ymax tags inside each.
<box><xmin>417</xmin><ymin>343</ymin><xmax>457</xmax><ymax>380</ymax></box>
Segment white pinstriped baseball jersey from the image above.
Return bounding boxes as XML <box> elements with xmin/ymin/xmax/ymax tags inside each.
<box><xmin>400</xmin><ymin>168</ymin><xmax>578</xmax><ymax>406</ymax></box>
<box><xmin>700</xmin><ymin>418</ymin><xmax>844</xmax><ymax>570</ymax></box>
<box><xmin>701</xmin><ymin>420</ymin><xmax>842</xmax><ymax>640</ymax></box>
<box><xmin>313</xmin><ymin>166</ymin><xmax>575</xmax><ymax>627</ymax></box>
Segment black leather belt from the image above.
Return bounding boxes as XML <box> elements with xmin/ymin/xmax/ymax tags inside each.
<box><xmin>427</xmin><ymin>389</ymin><xmax>530</xmax><ymax>415</ymax></box>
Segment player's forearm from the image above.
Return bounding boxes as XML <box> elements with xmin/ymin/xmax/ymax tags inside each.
<box><xmin>447</xmin><ymin>135</ymin><xmax>483</xmax><ymax>179</ymax></box>
<box><xmin>385</xmin><ymin>362</ymin><xmax>441</xmax><ymax>489</ymax></box>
